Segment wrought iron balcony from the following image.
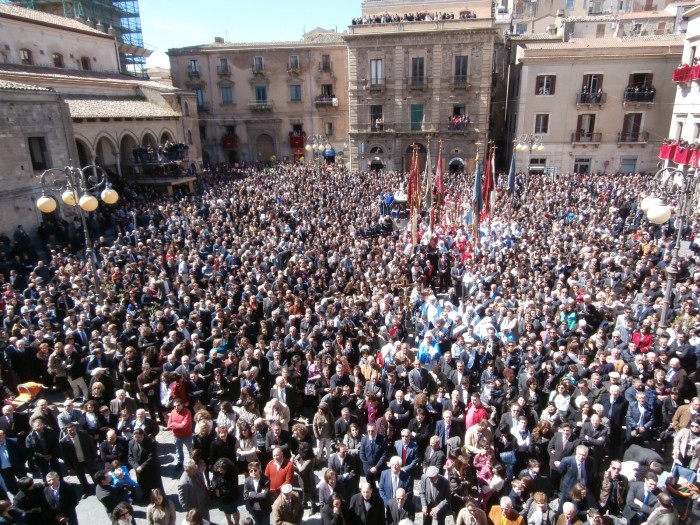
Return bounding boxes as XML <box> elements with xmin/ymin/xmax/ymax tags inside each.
<box><xmin>571</xmin><ymin>131</ymin><xmax>602</xmax><ymax>144</ymax></box>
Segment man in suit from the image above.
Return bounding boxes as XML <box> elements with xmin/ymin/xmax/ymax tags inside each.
<box><xmin>408</xmin><ymin>359</ymin><xmax>433</xmax><ymax>395</ymax></box>
<box><xmin>128</xmin><ymin>428</ymin><xmax>162</xmax><ymax>501</ymax></box>
<box><xmin>394</xmin><ymin>429</ymin><xmax>420</xmax><ymax>479</ymax></box>
<box><xmin>133</xmin><ymin>408</ymin><xmax>159</xmax><ymax>438</ymax></box>
<box><xmin>264</xmin><ymin>421</ymin><xmax>293</xmax><ymax>458</ymax></box>
<box><xmin>434</xmin><ymin>410</ymin><xmax>461</xmax><ymax>450</ymax></box>
<box><xmin>496</xmin><ymin>403</ymin><xmax>523</xmax><ymax>439</ymax></box>
<box><xmin>420</xmin><ymin>465</ymin><xmax>451</xmax><ymax>525</ymax></box>
<box><xmin>334</xmin><ymin>407</ymin><xmax>358</xmax><ymax>440</ymax></box>
<box><xmin>59</xmin><ymin>423</ymin><xmax>96</xmax><ymax>497</ymax></box>
<box><xmin>98</xmin><ymin>429</ymin><xmax>129</xmax><ymax>468</ymax></box>
<box><xmin>626</xmin><ymin>390</ymin><xmax>655</xmax><ymax>445</ymax></box>
<box><xmin>0</xmin><ymin>429</ymin><xmax>26</xmax><ymax>493</ymax></box>
<box><xmin>487</xmin><ymin>496</ymin><xmax>525</xmax><ymax>525</ymax></box>
<box><xmin>359</xmin><ymin>422</ymin><xmax>388</xmax><ymax>486</ymax></box>
<box><xmin>56</xmin><ymin>401</ymin><xmax>85</xmax><ymax>437</ymax></box>
<box><xmin>108</xmin><ymin>390</ymin><xmax>138</xmax><ymax>426</ymax></box>
<box><xmin>547</xmin><ymin>423</ymin><xmax>576</xmax><ymax>490</ymax></box>
<box><xmin>327</xmin><ymin>442</ymin><xmax>360</xmax><ymax>502</ymax></box>
<box><xmin>243</xmin><ymin>461</ymin><xmax>272</xmax><ymax>524</ymax></box>
<box><xmin>42</xmin><ymin>471</ymin><xmax>78</xmax><ymax>525</ymax></box>
<box><xmin>347</xmin><ymin>482</ymin><xmax>385</xmax><ymax>525</ymax></box>
<box><xmin>607</xmin><ymin>384</ymin><xmax>629</xmax><ymax>459</ymax></box>
<box><xmin>623</xmin><ymin>473</ymin><xmax>659</xmax><ymax>525</ymax></box>
<box><xmin>378</xmin><ymin>456</ymin><xmax>412</xmax><ymax>505</ymax></box>
<box><xmin>389</xmin><ymin>390</ymin><xmax>412</xmax><ymax>429</ymax></box>
<box><xmin>558</xmin><ymin>445</ymin><xmax>598</xmax><ymax>512</ymax></box>
<box><xmin>579</xmin><ymin>413</ymin><xmax>609</xmax><ymax>463</ymax></box>
<box><xmin>423</xmin><ymin>435</ymin><xmax>446</xmax><ymax>472</ymax></box>
<box><xmin>556</xmin><ymin>502</ymin><xmax>583</xmax><ymax>525</ymax></box>
<box><xmin>25</xmin><ymin>419</ymin><xmax>60</xmax><ymax>478</ymax></box>
<box><xmin>178</xmin><ymin>458</ymin><xmax>211</xmax><ymax>521</ymax></box>
<box><xmin>669</xmin><ymin>397</ymin><xmax>700</xmax><ymax>431</ymax></box>
<box><xmin>666</xmin><ymin>358</ymin><xmax>691</xmax><ymax>398</ymax></box>
<box><xmin>386</xmin><ymin>487</ymin><xmax>416</xmax><ymax>525</ymax></box>
<box><xmin>0</xmin><ymin>405</ymin><xmax>30</xmax><ymax>440</ymax></box>
<box><xmin>271</xmin><ymin>483</ymin><xmax>303</xmax><ymax>525</ymax></box>
<box><xmin>271</xmin><ymin>376</ymin><xmax>299</xmax><ymax>418</ymax></box>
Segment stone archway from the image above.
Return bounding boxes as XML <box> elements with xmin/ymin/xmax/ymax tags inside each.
<box><xmin>95</xmin><ymin>136</ymin><xmax>118</xmax><ymax>172</ymax></box>
<box><xmin>120</xmin><ymin>134</ymin><xmax>138</xmax><ymax>172</ymax></box>
<box><xmin>141</xmin><ymin>132</ymin><xmax>157</xmax><ymax>150</ymax></box>
<box><xmin>255</xmin><ymin>133</ymin><xmax>275</xmax><ymax>162</ymax></box>
<box><xmin>160</xmin><ymin>130</ymin><xmax>174</xmax><ymax>145</ymax></box>
<box><xmin>448</xmin><ymin>157</ymin><xmax>465</xmax><ymax>174</ymax></box>
<box><xmin>75</xmin><ymin>138</ymin><xmax>91</xmax><ymax>168</ymax></box>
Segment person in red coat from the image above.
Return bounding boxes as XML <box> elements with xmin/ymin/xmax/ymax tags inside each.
<box><xmin>167</xmin><ymin>398</ymin><xmax>192</xmax><ymax>469</ymax></box>
<box><xmin>264</xmin><ymin>447</ymin><xmax>294</xmax><ymax>499</ymax></box>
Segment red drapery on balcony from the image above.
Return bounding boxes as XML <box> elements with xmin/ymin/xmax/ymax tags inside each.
<box><xmin>659</xmin><ymin>141</ymin><xmax>677</xmax><ymax>160</ymax></box>
<box><xmin>673</xmin><ymin>145</ymin><xmax>693</xmax><ymax>165</ymax></box>
<box><xmin>673</xmin><ymin>65</ymin><xmax>692</xmax><ymax>82</ymax></box>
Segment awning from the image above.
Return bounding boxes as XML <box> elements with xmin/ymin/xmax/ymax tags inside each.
<box><xmin>293</xmin><ymin>148</ymin><xmax>304</xmax><ymax>155</ymax></box>
<box><xmin>324</xmin><ymin>148</ymin><xmax>335</xmax><ymax>156</ymax></box>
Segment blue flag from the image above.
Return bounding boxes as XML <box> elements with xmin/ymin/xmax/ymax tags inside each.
<box><xmin>508</xmin><ymin>152</ymin><xmax>516</xmax><ymax>195</ymax></box>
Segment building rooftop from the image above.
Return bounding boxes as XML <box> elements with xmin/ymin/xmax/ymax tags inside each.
<box><xmin>510</xmin><ymin>32</ymin><xmax>562</xmax><ymax>41</ymax></box>
<box><xmin>64</xmin><ymin>96</ymin><xmax>181</xmax><ymax>119</ymax></box>
<box><xmin>563</xmin><ymin>15</ymin><xmax>616</xmax><ymax>22</ymax></box>
<box><xmin>169</xmin><ymin>28</ymin><xmax>346</xmax><ymax>54</ymax></box>
<box><xmin>0</xmin><ymin>78</ymin><xmax>52</xmax><ymax>91</ymax></box>
<box><xmin>618</xmin><ymin>10</ymin><xmax>676</xmax><ymax>19</ymax></box>
<box><xmin>0</xmin><ymin>3</ymin><xmax>112</xmax><ymax>38</ymax></box>
<box><xmin>520</xmin><ymin>34</ymin><xmax>683</xmax><ymax>51</ymax></box>
<box><xmin>0</xmin><ymin>63</ymin><xmax>178</xmax><ymax>91</ymax></box>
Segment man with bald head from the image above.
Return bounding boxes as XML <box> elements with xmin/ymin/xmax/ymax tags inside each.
<box><xmin>348</xmin><ymin>482</ymin><xmax>384</xmax><ymax>525</ymax></box>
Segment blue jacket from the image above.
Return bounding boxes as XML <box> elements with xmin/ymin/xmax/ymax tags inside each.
<box><xmin>359</xmin><ymin>434</ymin><xmax>388</xmax><ymax>476</ymax></box>
<box><xmin>377</xmin><ymin>468</ymin><xmax>412</xmax><ymax>505</ymax></box>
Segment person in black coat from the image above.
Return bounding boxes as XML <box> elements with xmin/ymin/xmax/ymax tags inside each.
<box><xmin>386</xmin><ymin>488</ymin><xmax>416</xmax><ymax>525</ymax></box>
<box><xmin>347</xmin><ymin>482</ymin><xmax>385</xmax><ymax>525</ymax></box>
<box><xmin>13</xmin><ymin>477</ymin><xmax>44</xmax><ymax>525</ymax></box>
<box><xmin>0</xmin><ymin>406</ymin><xmax>30</xmax><ymax>441</ymax></box>
<box><xmin>94</xmin><ymin>469</ymin><xmax>129</xmax><ymax>515</ymax></box>
<box><xmin>25</xmin><ymin>420</ymin><xmax>60</xmax><ymax>478</ymax></box>
<box><xmin>59</xmin><ymin>424</ymin><xmax>96</xmax><ymax>496</ymax></box>
<box><xmin>422</xmin><ymin>436</ymin><xmax>447</xmax><ymax>472</ymax></box>
<box><xmin>209</xmin><ymin>425</ymin><xmax>238</xmax><ymax>465</ymax></box>
<box><xmin>127</xmin><ymin>429</ymin><xmax>162</xmax><ymax>501</ymax></box>
<box><xmin>41</xmin><ymin>472</ymin><xmax>78</xmax><ymax>525</ymax></box>
<box><xmin>321</xmin><ymin>493</ymin><xmax>347</xmax><ymax>525</ymax></box>
<box><xmin>606</xmin><ymin>384</ymin><xmax>629</xmax><ymax>459</ymax></box>
<box><xmin>264</xmin><ymin>422</ymin><xmax>292</xmax><ymax>458</ymax></box>
<box><xmin>98</xmin><ymin>430</ymin><xmax>129</xmax><ymax>469</ymax></box>
<box><xmin>243</xmin><ymin>461</ymin><xmax>271</xmax><ymax>525</ymax></box>
<box><xmin>327</xmin><ymin>443</ymin><xmax>361</xmax><ymax>502</ymax></box>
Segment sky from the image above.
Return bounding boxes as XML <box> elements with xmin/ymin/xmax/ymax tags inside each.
<box><xmin>140</xmin><ymin>0</ymin><xmax>362</xmax><ymax>69</ymax></box>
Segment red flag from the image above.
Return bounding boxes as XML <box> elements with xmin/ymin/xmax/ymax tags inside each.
<box><xmin>407</xmin><ymin>147</ymin><xmax>420</xmax><ymax>213</ymax></box>
<box><xmin>431</xmin><ymin>144</ymin><xmax>445</xmax><ymax>228</ymax></box>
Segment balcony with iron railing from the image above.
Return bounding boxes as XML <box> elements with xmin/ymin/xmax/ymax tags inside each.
<box><xmin>588</xmin><ymin>7</ymin><xmax>613</xmax><ymax>14</ymax></box>
<box><xmin>451</xmin><ymin>75</ymin><xmax>469</xmax><ymax>90</ymax></box>
<box><xmin>248</xmin><ymin>100</ymin><xmax>273</xmax><ymax>111</ymax></box>
<box><xmin>576</xmin><ymin>92</ymin><xmax>607</xmax><ymax>106</ymax></box>
<box><xmin>187</xmin><ymin>66</ymin><xmax>200</xmax><ymax>77</ymax></box>
<box><xmin>366</xmin><ymin>77</ymin><xmax>386</xmax><ymax>91</ymax></box>
<box><xmin>252</xmin><ymin>65</ymin><xmax>266</xmax><ymax>76</ymax></box>
<box><xmin>314</xmin><ymin>95</ymin><xmax>338</xmax><ymax>107</ymax></box>
<box><xmin>406</xmin><ymin>76</ymin><xmax>428</xmax><ymax>90</ymax></box>
<box><xmin>217</xmin><ymin>64</ymin><xmax>231</xmax><ymax>76</ymax></box>
<box><xmin>618</xmin><ymin>130</ymin><xmax>649</xmax><ymax>144</ymax></box>
<box><xmin>571</xmin><ymin>131</ymin><xmax>602</xmax><ymax>144</ymax></box>
<box><xmin>319</xmin><ymin>61</ymin><xmax>333</xmax><ymax>72</ymax></box>
<box><xmin>622</xmin><ymin>87</ymin><xmax>656</xmax><ymax>105</ymax></box>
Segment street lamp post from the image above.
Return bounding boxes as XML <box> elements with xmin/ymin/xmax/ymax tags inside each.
<box><xmin>514</xmin><ymin>133</ymin><xmax>545</xmax><ymax>155</ymax></box>
<box><xmin>305</xmin><ymin>134</ymin><xmax>331</xmax><ymax>175</ymax></box>
<box><xmin>641</xmin><ymin>165</ymin><xmax>700</xmax><ymax>332</ymax></box>
<box><xmin>36</xmin><ymin>164</ymin><xmax>119</xmax><ymax>301</ymax></box>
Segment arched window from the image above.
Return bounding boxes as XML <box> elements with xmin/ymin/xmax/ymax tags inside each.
<box><xmin>52</xmin><ymin>53</ymin><xmax>64</xmax><ymax>68</ymax></box>
<box><xmin>187</xmin><ymin>130</ymin><xmax>193</xmax><ymax>145</ymax></box>
<box><xmin>19</xmin><ymin>49</ymin><xmax>33</xmax><ymax>65</ymax></box>
<box><xmin>184</xmin><ymin>101</ymin><xmax>190</xmax><ymax>117</ymax></box>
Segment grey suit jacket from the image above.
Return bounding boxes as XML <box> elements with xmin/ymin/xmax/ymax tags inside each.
<box><xmin>177</xmin><ymin>471</ymin><xmax>209</xmax><ymax>511</ymax></box>
<box><xmin>419</xmin><ymin>473</ymin><xmax>451</xmax><ymax>515</ymax></box>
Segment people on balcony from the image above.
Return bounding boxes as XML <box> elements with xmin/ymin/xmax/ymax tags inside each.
<box><xmin>132</xmin><ymin>142</ymin><xmax>189</xmax><ymax>165</ymax></box>
<box><xmin>579</xmin><ymin>87</ymin><xmax>602</xmax><ymax>104</ymax></box>
<box><xmin>447</xmin><ymin>114</ymin><xmax>470</xmax><ymax>131</ymax></box>
<box><xmin>624</xmin><ymin>85</ymin><xmax>656</xmax><ymax>103</ymax></box>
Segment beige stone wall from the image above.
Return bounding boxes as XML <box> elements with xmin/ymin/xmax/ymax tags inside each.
<box><xmin>0</xmin><ymin>15</ymin><xmax>119</xmax><ymax>71</ymax></box>
<box><xmin>0</xmin><ymin>89</ymin><xmax>75</xmax><ymax>237</ymax></box>
<box><xmin>169</xmin><ymin>38</ymin><xmax>349</xmax><ymax>165</ymax></box>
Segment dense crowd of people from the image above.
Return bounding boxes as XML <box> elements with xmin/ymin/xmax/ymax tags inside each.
<box><xmin>0</xmin><ymin>163</ymin><xmax>698</xmax><ymax>525</ymax></box>
<box><xmin>351</xmin><ymin>11</ymin><xmax>476</xmax><ymax>26</ymax></box>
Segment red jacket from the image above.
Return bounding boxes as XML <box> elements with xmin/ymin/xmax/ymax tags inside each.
<box><xmin>264</xmin><ymin>458</ymin><xmax>293</xmax><ymax>492</ymax></box>
<box><xmin>167</xmin><ymin>407</ymin><xmax>192</xmax><ymax>438</ymax></box>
